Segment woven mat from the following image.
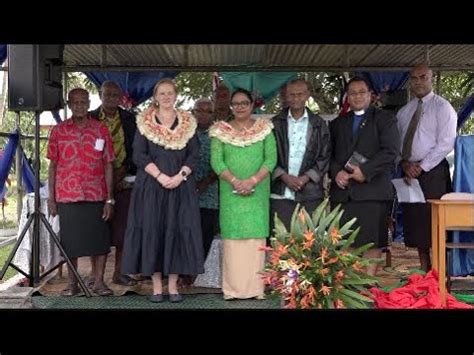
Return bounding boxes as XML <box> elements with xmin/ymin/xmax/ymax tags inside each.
<box><xmin>33</xmin><ymin>242</ymin><xmax>433</xmax><ymax>297</ymax></box>
<box><xmin>34</xmin><ymin>248</ymin><xmax>222</xmax><ymax>297</ymax></box>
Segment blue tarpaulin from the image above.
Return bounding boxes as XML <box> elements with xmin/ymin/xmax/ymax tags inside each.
<box><xmin>0</xmin><ymin>131</ymin><xmax>19</xmax><ymax>192</ymax></box>
<box><xmin>85</xmin><ymin>71</ymin><xmax>178</xmax><ymax>108</ymax></box>
<box><xmin>20</xmin><ymin>147</ymin><xmax>36</xmax><ymax>193</ymax></box>
<box><xmin>457</xmin><ymin>95</ymin><xmax>474</xmax><ymax>129</ymax></box>
<box><xmin>449</xmin><ymin>94</ymin><xmax>474</xmax><ymax>276</ymax></box>
<box><xmin>450</xmin><ymin>135</ymin><xmax>474</xmax><ymax>276</ymax></box>
<box><xmin>0</xmin><ymin>131</ymin><xmax>42</xmax><ymax>196</ymax></box>
<box><xmin>0</xmin><ymin>44</ymin><xmax>6</xmax><ymax>65</ymax></box>
<box><xmin>357</xmin><ymin>71</ymin><xmax>409</xmax><ymax>94</ymax></box>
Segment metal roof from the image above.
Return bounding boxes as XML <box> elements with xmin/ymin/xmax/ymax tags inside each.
<box><xmin>63</xmin><ymin>44</ymin><xmax>474</xmax><ymax>72</ymax></box>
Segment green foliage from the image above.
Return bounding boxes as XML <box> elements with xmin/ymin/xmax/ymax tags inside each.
<box><xmin>66</xmin><ymin>72</ymin><xmax>98</xmax><ymax>94</ymax></box>
<box><xmin>0</xmin><ymin>110</ymin><xmax>51</xmax><ymax>182</ymax></box>
<box><xmin>0</xmin><ymin>244</ymin><xmax>17</xmax><ymax>280</ymax></box>
<box><xmin>304</xmin><ymin>72</ymin><xmax>345</xmax><ymax>114</ymax></box>
<box><xmin>263</xmin><ymin>199</ymin><xmax>378</xmax><ymax>309</ymax></box>
<box><xmin>175</xmin><ymin>72</ymin><xmax>213</xmax><ymax>108</ymax></box>
<box><xmin>439</xmin><ymin>72</ymin><xmax>474</xmax><ymax>135</ymax></box>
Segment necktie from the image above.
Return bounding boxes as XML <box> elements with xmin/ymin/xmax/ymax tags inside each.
<box><xmin>401</xmin><ymin>99</ymin><xmax>423</xmax><ymax>160</ymax></box>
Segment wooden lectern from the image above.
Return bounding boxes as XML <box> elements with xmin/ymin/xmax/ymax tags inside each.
<box><xmin>429</xmin><ymin>199</ymin><xmax>474</xmax><ymax>306</ymax></box>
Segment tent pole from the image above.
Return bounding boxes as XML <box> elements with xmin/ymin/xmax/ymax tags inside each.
<box><xmin>436</xmin><ymin>71</ymin><xmax>441</xmax><ymax>95</ymax></box>
<box><xmin>63</xmin><ymin>71</ymin><xmax>68</xmax><ymax>120</ymax></box>
<box><xmin>15</xmin><ymin>111</ymin><xmax>22</xmax><ymax>223</ymax></box>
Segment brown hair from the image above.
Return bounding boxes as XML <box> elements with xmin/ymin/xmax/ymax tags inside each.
<box><xmin>151</xmin><ymin>78</ymin><xmax>178</xmax><ymax>108</ymax></box>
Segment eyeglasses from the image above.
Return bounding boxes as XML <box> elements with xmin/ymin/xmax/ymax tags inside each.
<box><xmin>348</xmin><ymin>90</ymin><xmax>369</xmax><ymax>97</ymax></box>
<box><xmin>230</xmin><ymin>101</ymin><xmax>251</xmax><ymax>108</ymax></box>
<box><xmin>192</xmin><ymin>109</ymin><xmax>213</xmax><ymax>114</ymax></box>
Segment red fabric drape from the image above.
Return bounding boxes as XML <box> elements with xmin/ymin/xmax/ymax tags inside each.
<box><xmin>370</xmin><ymin>270</ymin><xmax>473</xmax><ymax>309</ymax></box>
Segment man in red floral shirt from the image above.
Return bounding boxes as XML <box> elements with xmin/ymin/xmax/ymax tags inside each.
<box><xmin>47</xmin><ymin>88</ymin><xmax>115</xmax><ymax>296</ymax></box>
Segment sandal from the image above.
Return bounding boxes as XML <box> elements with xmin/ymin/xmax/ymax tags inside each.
<box><xmin>92</xmin><ymin>284</ymin><xmax>114</xmax><ymax>296</ymax></box>
<box><xmin>83</xmin><ymin>276</ymin><xmax>95</xmax><ymax>289</ymax></box>
<box><xmin>112</xmin><ymin>274</ymin><xmax>138</xmax><ymax>286</ymax></box>
<box><xmin>61</xmin><ymin>284</ymin><xmax>83</xmax><ymax>297</ymax></box>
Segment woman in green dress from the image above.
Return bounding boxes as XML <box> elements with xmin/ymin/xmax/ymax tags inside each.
<box><xmin>210</xmin><ymin>88</ymin><xmax>277</xmax><ymax>300</ymax></box>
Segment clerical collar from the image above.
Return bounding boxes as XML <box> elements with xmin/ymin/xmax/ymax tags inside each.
<box><xmin>353</xmin><ymin>109</ymin><xmax>365</xmax><ymax>116</ymax></box>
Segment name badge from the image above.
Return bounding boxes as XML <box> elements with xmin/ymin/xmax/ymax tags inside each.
<box><xmin>95</xmin><ymin>138</ymin><xmax>105</xmax><ymax>151</ymax></box>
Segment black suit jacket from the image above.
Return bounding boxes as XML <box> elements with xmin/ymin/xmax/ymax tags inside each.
<box><xmin>329</xmin><ymin>106</ymin><xmax>400</xmax><ymax>203</ymax></box>
<box><xmin>271</xmin><ymin>108</ymin><xmax>331</xmax><ymax>202</ymax></box>
<box><xmin>89</xmin><ymin>106</ymin><xmax>137</xmax><ymax>175</ymax></box>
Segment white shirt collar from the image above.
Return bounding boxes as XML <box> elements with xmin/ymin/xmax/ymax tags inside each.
<box><xmin>418</xmin><ymin>91</ymin><xmax>434</xmax><ymax>104</ymax></box>
<box><xmin>288</xmin><ymin>108</ymin><xmax>309</xmax><ymax>121</ymax></box>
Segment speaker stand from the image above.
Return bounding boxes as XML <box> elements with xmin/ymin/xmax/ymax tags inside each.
<box><xmin>0</xmin><ymin>111</ymin><xmax>91</xmax><ymax>297</ymax></box>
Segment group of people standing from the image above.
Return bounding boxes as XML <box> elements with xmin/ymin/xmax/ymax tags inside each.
<box><xmin>47</xmin><ymin>62</ymin><xmax>457</xmax><ymax>302</ymax></box>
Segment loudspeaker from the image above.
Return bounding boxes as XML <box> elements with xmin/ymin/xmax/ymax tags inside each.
<box><xmin>8</xmin><ymin>45</ymin><xmax>64</xmax><ymax>111</ymax></box>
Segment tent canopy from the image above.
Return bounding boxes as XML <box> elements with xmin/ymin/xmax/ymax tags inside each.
<box><xmin>62</xmin><ymin>44</ymin><xmax>474</xmax><ymax>72</ymax></box>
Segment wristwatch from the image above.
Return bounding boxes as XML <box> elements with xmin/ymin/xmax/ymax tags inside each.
<box><xmin>180</xmin><ymin>170</ymin><xmax>187</xmax><ymax>181</ymax></box>
<box><xmin>106</xmin><ymin>199</ymin><xmax>116</xmax><ymax>206</ymax></box>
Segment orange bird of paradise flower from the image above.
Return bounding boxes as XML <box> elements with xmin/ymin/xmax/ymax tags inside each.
<box><xmin>303</xmin><ymin>230</ymin><xmax>314</xmax><ymax>249</ymax></box>
<box><xmin>352</xmin><ymin>261</ymin><xmax>364</xmax><ymax>272</ymax></box>
<box><xmin>330</xmin><ymin>227</ymin><xmax>342</xmax><ymax>244</ymax></box>
<box><xmin>320</xmin><ymin>285</ymin><xmax>332</xmax><ymax>296</ymax></box>
<box><xmin>298</xmin><ymin>210</ymin><xmax>306</xmax><ymax>223</ymax></box>
<box><xmin>316</xmin><ymin>247</ymin><xmax>329</xmax><ymax>264</ymax></box>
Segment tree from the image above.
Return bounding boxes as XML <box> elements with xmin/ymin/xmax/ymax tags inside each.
<box><xmin>440</xmin><ymin>72</ymin><xmax>474</xmax><ymax>135</ymax></box>
<box><xmin>173</xmin><ymin>72</ymin><xmax>346</xmax><ymax>115</ymax></box>
<box><xmin>66</xmin><ymin>72</ymin><xmax>98</xmax><ymax>94</ymax></box>
<box><xmin>304</xmin><ymin>72</ymin><xmax>345</xmax><ymax>114</ymax></box>
<box><xmin>174</xmin><ymin>72</ymin><xmax>213</xmax><ymax>108</ymax></box>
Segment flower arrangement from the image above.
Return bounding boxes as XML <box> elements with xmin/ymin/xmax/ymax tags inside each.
<box><xmin>261</xmin><ymin>199</ymin><xmax>379</xmax><ymax>309</ymax></box>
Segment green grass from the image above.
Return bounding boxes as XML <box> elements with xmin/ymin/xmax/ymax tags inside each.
<box><xmin>1</xmin><ymin>178</ymin><xmax>19</xmax><ymax>229</ymax></box>
<box><xmin>0</xmin><ymin>243</ymin><xmax>18</xmax><ymax>280</ymax></box>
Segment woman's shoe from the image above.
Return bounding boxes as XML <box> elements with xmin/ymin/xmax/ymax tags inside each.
<box><xmin>148</xmin><ymin>294</ymin><xmax>164</xmax><ymax>303</ymax></box>
<box><xmin>169</xmin><ymin>293</ymin><xmax>184</xmax><ymax>303</ymax></box>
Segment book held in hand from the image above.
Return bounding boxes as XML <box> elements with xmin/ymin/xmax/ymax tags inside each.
<box><xmin>344</xmin><ymin>151</ymin><xmax>368</xmax><ymax>173</ymax></box>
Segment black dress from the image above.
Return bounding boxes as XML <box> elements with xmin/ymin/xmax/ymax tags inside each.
<box><xmin>122</xmin><ymin>118</ymin><xmax>204</xmax><ymax>276</ymax></box>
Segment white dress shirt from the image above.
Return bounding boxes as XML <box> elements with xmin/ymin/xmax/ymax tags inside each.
<box><xmin>397</xmin><ymin>91</ymin><xmax>457</xmax><ymax>172</ymax></box>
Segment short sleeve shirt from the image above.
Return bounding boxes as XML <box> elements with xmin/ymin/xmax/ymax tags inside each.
<box><xmin>47</xmin><ymin>117</ymin><xmax>115</xmax><ymax>203</ymax></box>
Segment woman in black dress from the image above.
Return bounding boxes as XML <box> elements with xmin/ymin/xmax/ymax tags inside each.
<box><xmin>122</xmin><ymin>78</ymin><xmax>204</xmax><ymax>303</ymax></box>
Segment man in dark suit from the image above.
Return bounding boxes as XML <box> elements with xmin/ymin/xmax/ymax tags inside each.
<box><xmin>271</xmin><ymin>78</ymin><xmax>331</xmax><ymax>230</ymax></box>
<box><xmin>89</xmin><ymin>80</ymin><xmax>138</xmax><ymax>286</ymax></box>
<box><xmin>329</xmin><ymin>77</ymin><xmax>400</xmax><ymax>276</ymax></box>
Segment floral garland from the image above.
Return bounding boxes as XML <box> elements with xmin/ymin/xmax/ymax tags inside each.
<box><xmin>136</xmin><ymin>107</ymin><xmax>197</xmax><ymax>150</ymax></box>
<box><xmin>208</xmin><ymin>118</ymin><xmax>273</xmax><ymax>147</ymax></box>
